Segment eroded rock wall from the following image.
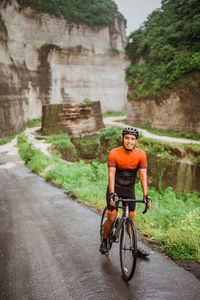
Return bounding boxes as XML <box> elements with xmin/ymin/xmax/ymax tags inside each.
<box><xmin>42</xmin><ymin>101</ymin><xmax>104</xmax><ymax>137</ymax></box>
<box><xmin>127</xmin><ymin>81</ymin><xmax>200</xmax><ymax>133</ymax></box>
<box><xmin>0</xmin><ymin>0</ymin><xmax>127</xmax><ymax>137</ymax></box>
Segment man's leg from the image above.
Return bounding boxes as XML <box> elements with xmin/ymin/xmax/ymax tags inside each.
<box><xmin>100</xmin><ymin>211</ymin><xmax>117</xmax><ymax>254</ymax></box>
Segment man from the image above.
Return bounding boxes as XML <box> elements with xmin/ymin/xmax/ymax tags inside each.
<box><xmin>100</xmin><ymin>127</ymin><xmax>151</xmax><ymax>257</ymax></box>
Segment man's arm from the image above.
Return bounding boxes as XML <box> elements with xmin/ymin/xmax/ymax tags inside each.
<box><xmin>139</xmin><ymin>168</ymin><xmax>151</xmax><ymax>208</ymax></box>
<box><xmin>108</xmin><ymin>167</ymin><xmax>116</xmax><ymax>206</ymax></box>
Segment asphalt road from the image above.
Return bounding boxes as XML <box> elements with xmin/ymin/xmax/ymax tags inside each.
<box><xmin>0</xmin><ymin>152</ymin><xmax>199</xmax><ymax>300</ymax></box>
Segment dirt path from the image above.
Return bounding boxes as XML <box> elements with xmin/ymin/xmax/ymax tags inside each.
<box><xmin>103</xmin><ymin>116</ymin><xmax>200</xmax><ymax>144</ymax></box>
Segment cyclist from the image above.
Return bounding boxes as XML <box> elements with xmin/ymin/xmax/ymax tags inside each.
<box><xmin>100</xmin><ymin>127</ymin><xmax>152</xmax><ymax>257</ymax></box>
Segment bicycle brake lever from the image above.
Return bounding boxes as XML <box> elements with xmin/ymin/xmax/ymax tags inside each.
<box><xmin>142</xmin><ymin>203</ymin><xmax>148</xmax><ymax>214</ymax></box>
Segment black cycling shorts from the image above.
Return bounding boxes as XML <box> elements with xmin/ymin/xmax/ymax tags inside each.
<box><xmin>106</xmin><ymin>185</ymin><xmax>136</xmax><ymax>213</ymax></box>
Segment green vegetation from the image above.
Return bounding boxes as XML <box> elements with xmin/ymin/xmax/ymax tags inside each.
<box><xmin>41</xmin><ymin>41</ymin><xmax>61</xmax><ymax>49</ymax></box>
<box><xmin>72</xmin><ymin>135</ymin><xmax>99</xmax><ymax>160</ymax></box>
<box><xmin>0</xmin><ymin>135</ymin><xmax>15</xmax><ymax>145</ymax></box>
<box><xmin>125</xmin><ymin>0</ymin><xmax>200</xmax><ymax>98</ymax></box>
<box><xmin>111</xmin><ymin>47</ymin><xmax>120</xmax><ymax>54</ymax></box>
<box><xmin>83</xmin><ymin>97</ymin><xmax>92</xmax><ymax>104</ymax></box>
<box><xmin>0</xmin><ymin>118</ymin><xmax>41</xmax><ymax>146</ymax></box>
<box><xmin>135</xmin><ymin>185</ymin><xmax>200</xmax><ymax>262</ymax></box>
<box><xmin>103</xmin><ymin>110</ymin><xmax>126</xmax><ymax>118</ymax></box>
<box><xmin>134</xmin><ymin>123</ymin><xmax>200</xmax><ymax>141</ymax></box>
<box><xmin>26</xmin><ymin>118</ymin><xmax>41</xmax><ymax>128</ymax></box>
<box><xmin>46</xmin><ymin>133</ymin><xmax>78</xmax><ymax>161</ymax></box>
<box><xmin>46</xmin><ymin>133</ymin><xmax>72</xmax><ymax>149</ymax></box>
<box><xmin>99</xmin><ymin>126</ymin><xmax>121</xmax><ymax>140</ymax></box>
<box><xmin>17</xmin><ymin>136</ymin><xmax>200</xmax><ymax>262</ymax></box>
<box><xmin>17</xmin><ymin>0</ymin><xmax>125</xmax><ymax>27</ymax></box>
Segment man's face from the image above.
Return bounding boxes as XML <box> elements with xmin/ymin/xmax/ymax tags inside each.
<box><xmin>123</xmin><ymin>134</ymin><xmax>137</xmax><ymax>151</ymax></box>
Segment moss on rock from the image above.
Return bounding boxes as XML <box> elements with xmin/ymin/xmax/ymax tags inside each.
<box><xmin>71</xmin><ymin>135</ymin><xmax>100</xmax><ymax>160</ymax></box>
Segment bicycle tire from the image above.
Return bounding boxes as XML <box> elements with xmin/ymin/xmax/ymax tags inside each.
<box><xmin>100</xmin><ymin>206</ymin><xmax>113</xmax><ymax>252</ymax></box>
<box><xmin>120</xmin><ymin>218</ymin><xmax>137</xmax><ymax>281</ymax></box>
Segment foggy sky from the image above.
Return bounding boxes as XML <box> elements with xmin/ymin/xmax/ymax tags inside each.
<box><xmin>114</xmin><ymin>0</ymin><xmax>162</xmax><ymax>35</ymax></box>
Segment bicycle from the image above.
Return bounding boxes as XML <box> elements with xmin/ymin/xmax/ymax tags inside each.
<box><xmin>100</xmin><ymin>198</ymin><xmax>149</xmax><ymax>281</ymax></box>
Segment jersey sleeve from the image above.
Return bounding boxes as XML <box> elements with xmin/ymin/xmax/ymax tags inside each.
<box><xmin>138</xmin><ymin>151</ymin><xmax>147</xmax><ymax>169</ymax></box>
<box><xmin>108</xmin><ymin>149</ymin><xmax>116</xmax><ymax>168</ymax></box>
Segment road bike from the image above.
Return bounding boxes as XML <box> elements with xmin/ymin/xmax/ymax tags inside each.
<box><xmin>100</xmin><ymin>198</ymin><xmax>148</xmax><ymax>281</ymax></box>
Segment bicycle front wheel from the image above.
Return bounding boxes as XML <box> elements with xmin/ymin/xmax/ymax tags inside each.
<box><xmin>120</xmin><ymin>218</ymin><xmax>137</xmax><ymax>281</ymax></box>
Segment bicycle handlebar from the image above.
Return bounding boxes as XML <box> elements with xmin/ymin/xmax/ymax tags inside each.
<box><xmin>114</xmin><ymin>198</ymin><xmax>149</xmax><ymax>214</ymax></box>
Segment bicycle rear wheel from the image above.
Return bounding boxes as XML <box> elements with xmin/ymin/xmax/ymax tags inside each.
<box><xmin>100</xmin><ymin>206</ymin><xmax>113</xmax><ymax>252</ymax></box>
<box><xmin>120</xmin><ymin>218</ymin><xmax>137</xmax><ymax>281</ymax></box>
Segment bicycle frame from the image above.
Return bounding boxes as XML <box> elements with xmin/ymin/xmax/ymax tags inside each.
<box><xmin>111</xmin><ymin>199</ymin><xmax>147</xmax><ymax>243</ymax></box>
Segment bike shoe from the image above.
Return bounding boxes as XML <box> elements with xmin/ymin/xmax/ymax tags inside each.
<box><xmin>99</xmin><ymin>242</ymin><xmax>108</xmax><ymax>255</ymax></box>
<box><xmin>137</xmin><ymin>247</ymin><xmax>149</xmax><ymax>258</ymax></box>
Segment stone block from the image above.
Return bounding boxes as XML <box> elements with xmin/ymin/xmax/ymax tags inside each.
<box><xmin>42</xmin><ymin>101</ymin><xmax>104</xmax><ymax>137</ymax></box>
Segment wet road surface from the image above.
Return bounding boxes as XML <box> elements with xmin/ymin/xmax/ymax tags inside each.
<box><xmin>0</xmin><ymin>153</ymin><xmax>199</xmax><ymax>300</ymax></box>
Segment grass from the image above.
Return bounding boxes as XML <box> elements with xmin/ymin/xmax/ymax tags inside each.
<box><xmin>103</xmin><ymin>110</ymin><xmax>126</xmax><ymax>118</ymax></box>
<box><xmin>0</xmin><ymin>135</ymin><xmax>15</xmax><ymax>145</ymax></box>
<box><xmin>135</xmin><ymin>185</ymin><xmax>200</xmax><ymax>262</ymax></box>
<box><xmin>99</xmin><ymin>126</ymin><xmax>121</xmax><ymax>140</ymax></box>
<box><xmin>0</xmin><ymin>118</ymin><xmax>41</xmax><ymax>146</ymax></box>
<box><xmin>17</xmin><ymin>136</ymin><xmax>200</xmax><ymax>263</ymax></box>
<box><xmin>45</xmin><ymin>133</ymin><xmax>72</xmax><ymax>149</ymax></box>
<box><xmin>135</xmin><ymin>123</ymin><xmax>200</xmax><ymax>141</ymax></box>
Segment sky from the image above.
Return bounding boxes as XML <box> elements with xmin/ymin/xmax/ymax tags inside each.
<box><xmin>114</xmin><ymin>0</ymin><xmax>162</xmax><ymax>35</ymax></box>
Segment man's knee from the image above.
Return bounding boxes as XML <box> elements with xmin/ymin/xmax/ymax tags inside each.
<box><xmin>108</xmin><ymin>212</ymin><xmax>117</xmax><ymax>224</ymax></box>
<box><xmin>129</xmin><ymin>211</ymin><xmax>135</xmax><ymax>222</ymax></box>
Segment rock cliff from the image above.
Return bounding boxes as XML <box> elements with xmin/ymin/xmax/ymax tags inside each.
<box><xmin>127</xmin><ymin>79</ymin><xmax>200</xmax><ymax>133</ymax></box>
<box><xmin>0</xmin><ymin>0</ymin><xmax>128</xmax><ymax>138</ymax></box>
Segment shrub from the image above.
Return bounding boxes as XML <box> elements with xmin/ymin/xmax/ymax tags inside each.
<box><xmin>17</xmin><ymin>0</ymin><xmax>125</xmax><ymax>27</ymax></box>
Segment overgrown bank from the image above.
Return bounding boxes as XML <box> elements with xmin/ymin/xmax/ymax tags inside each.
<box><xmin>125</xmin><ymin>0</ymin><xmax>200</xmax><ymax>98</ymax></box>
<box><xmin>17</xmin><ymin>0</ymin><xmax>125</xmax><ymax>27</ymax></box>
<box><xmin>17</xmin><ymin>131</ymin><xmax>200</xmax><ymax>269</ymax></box>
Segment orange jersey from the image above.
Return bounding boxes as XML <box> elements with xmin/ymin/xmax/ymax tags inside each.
<box><xmin>108</xmin><ymin>146</ymin><xmax>147</xmax><ymax>187</ymax></box>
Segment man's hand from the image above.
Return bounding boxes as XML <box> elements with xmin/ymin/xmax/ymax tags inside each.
<box><xmin>143</xmin><ymin>194</ymin><xmax>152</xmax><ymax>208</ymax></box>
<box><xmin>109</xmin><ymin>192</ymin><xmax>118</xmax><ymax>206</ymax></box>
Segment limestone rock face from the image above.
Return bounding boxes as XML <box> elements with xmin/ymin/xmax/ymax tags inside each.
<box><xmin>127</xmin><ymin>81</ymin><xmax>200</xmax><ymax>133</ymax></box>
<box><xmin>0</xmin><ymin>0</ymin><xmax>128</xmax><ymax>137</ymax></box>
<box><xmin>42</xmin><ymin>101</ymin><xmax>104</xmax><ymax>137</ymax></box>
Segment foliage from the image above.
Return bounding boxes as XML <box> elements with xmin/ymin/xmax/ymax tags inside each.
<box><xmin>135</xmin><ymin>184</ymin><xmax>200</xmax><ymax>262</ymax></box>
<box><xmin>18</xmin><ymin>136</ymin><xmax>57</xmax><ymax>173</ymax></box>
<box><xmin>98</xmin><ymin>126</ymin><xmax>121</xmax><ymax>140</ymax></box>
<box><xmin>17</xmin><ymin>0</ymin><xmax>125</xmax><ymax>27</ymax></box>
<box><xmin>83</xmin><ymin>97</ymin><xmax>92</xmax><ymax>104</ymax></box>
<box><xmin>41</xmin><ymin>41</ymin><xmax>61</xmax><ymax>50</ymax></box>
<box><xmin>17</xmin><ymin>133</ymin><xmax>29</xmax><ymax>145</ymax></box>
<box><xmin>25</xmin><ymin>118</ymin><xmax>41</xmax><ymax>128</ymax></box>
<box><xmin>46</xmin><ymin>133</ymin><xmax>72</xmax><ymax>149</ymax></box>
<box><xmin>125</xmin><ymin>0</ymin><xmax>200</xmax><ymax>98</ymax></box>
<box><xmin>111</xmin><ymin>47</ymin><xmax>120</xmax><ymax>54</ymax></box>
<box><xmin>71</xmin><ymin>135</ymin><xmax>99</xmax><ymax>160</ymax></box>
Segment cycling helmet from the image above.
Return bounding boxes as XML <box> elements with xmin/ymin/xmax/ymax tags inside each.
<box><xmin>122</xmin><ymin>127</ymin><xmax>139</xmax><ymax>139</ymax></box>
